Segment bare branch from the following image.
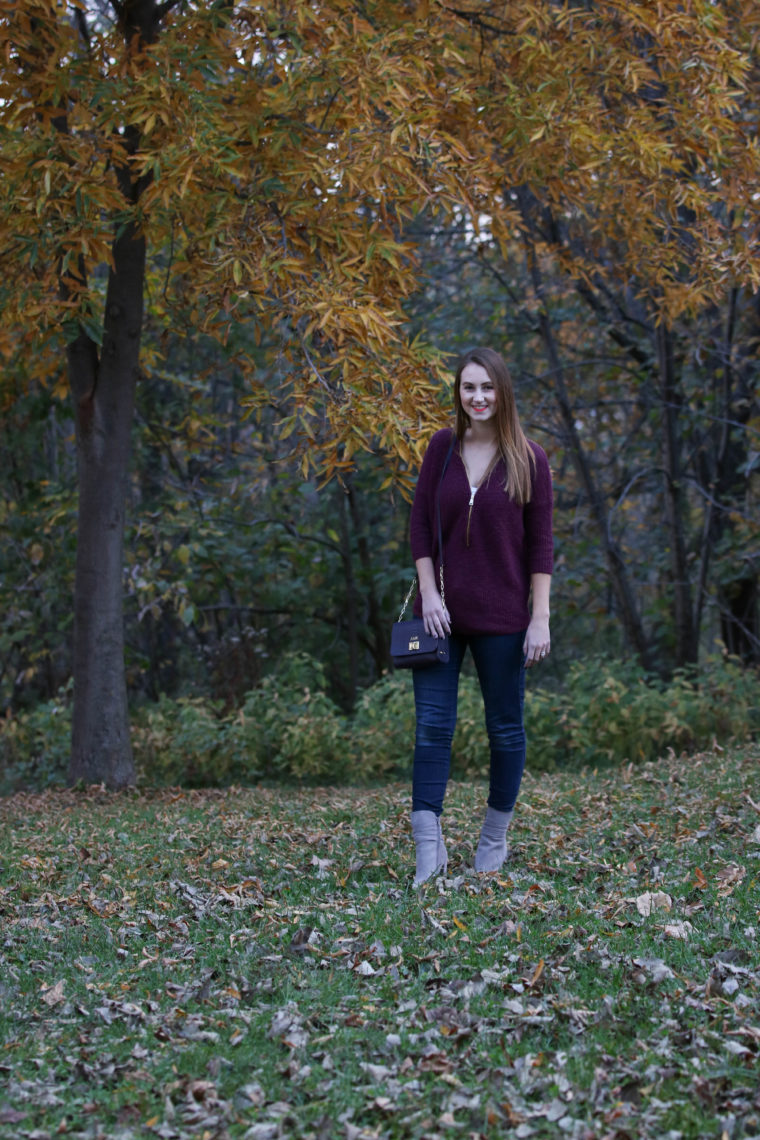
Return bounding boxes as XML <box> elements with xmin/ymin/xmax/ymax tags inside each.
<box><xmin>73</xmin><ymin>7</ymin><xmax>91</xmax><ymax>49</ymax></box>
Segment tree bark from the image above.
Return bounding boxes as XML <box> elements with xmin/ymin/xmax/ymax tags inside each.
<box><xmin>337</xmin><ymin>485</ymin><xmax>360</xmax><ymax>706</ymax></box>
<box><xmin>541</xmin><ymin>306</ymin><xmax>656</xmax><ymax>672</ymax></box>
<box><xmin>346</xmin><ymin>477</ymin><xmax>392</xmax><ymax>676</ymax></box>
<box><xmin>64</xmin><ymin>0</ymin><xmax>162</xmax><ymax>786</ymax></box>
<box><xmin>656</xmin><ymin>322</ymin><xmax>699</xmax><ymax>666</ymax></box>
<box><xmin>515</xmin><ymin>194</ymin><xmax>656</xmax><ymax>671</ymax></box>
<box><xmin>67</xmin><ymin>219</ymin><xmax>145</xmax><ymax>787</ymax></box>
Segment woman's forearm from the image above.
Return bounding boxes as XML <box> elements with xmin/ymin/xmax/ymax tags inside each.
<box><xmin>530</xmin><ymin>572</ymin><xmax>551</xmax><ymax>619</ymax></box>
<box><xmin>415</xmin><ymin>556</ymin><xmax>438</xmax><ymax>597</ymax></box>
<box><xmin>415</xmin><ymin>556</ymin><xmax>450</xmax><ymax>636</ymax></box>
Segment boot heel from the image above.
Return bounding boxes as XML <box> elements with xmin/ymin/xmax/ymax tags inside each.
<box><xmin>412</xmin><ymin>810</ymin><xmax>448</xmax><ymax>886</ymax></box>
<box><xmin>474</xmin><ymin>807</ymin><xmax>513</xmax><ymax>872</ymax></box>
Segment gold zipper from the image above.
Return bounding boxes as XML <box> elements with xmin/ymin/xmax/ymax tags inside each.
<box><xmin>462</xmin><ymin>446</ymin><xmax>498</xmax><ymax>549</ymax></box>
<box><xmin>466</xmin><ymin>486</ymin><xmax>476</xmax><ymax>547</ymax></box>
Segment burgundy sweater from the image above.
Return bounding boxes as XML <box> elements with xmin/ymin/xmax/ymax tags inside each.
<box><xmin>410</xmin><ymin>428</ymin><xmax>554</xmax><ymax>635</ymax></box>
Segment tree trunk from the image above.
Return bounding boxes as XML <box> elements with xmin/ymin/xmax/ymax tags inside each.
<box><xmin>346</xmin><ymin>477</ymin><xmax>392</xmax><ymax>676</ymax></box>
<box><xmin>67</xmin><ymin>221</ymin><xmax>145</xmax><ymax>787</ymax></box>
<box><xmin>517</xmin><ymin>186</ymin><xmax>660</xmax><ymax>665</ymax></box>
<box><xmin>720</xmin><ymin>577</ymin><xmax>760</xmax><ymax>663</ymax></box>
<box><xmin>542</xmin><ymin>310</ymin><xmax>656</xmax><ymax>672</ymax></box>
<box><xmin>656</xmin><ymin>322</ymin><xmax>699</xmax><ymax>666</ymax></box>
<box><xmin>515</xmin><ymin>197</ymin><xmax>656</xmax><ymax>671</ymax></box>
<box><xmin>337</xmin><ymin>485</ymin><xmax>360</xmax><ymax>707</ymax></box>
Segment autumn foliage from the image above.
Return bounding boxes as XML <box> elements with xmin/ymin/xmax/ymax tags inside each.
<box><xmin>0</xmin><ymin>0</ymin><xmax>758</xmax><ymax>784</ymax></box>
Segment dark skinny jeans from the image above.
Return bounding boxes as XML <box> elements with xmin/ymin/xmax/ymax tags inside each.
<box><xmin>412</xmin><ymin>631</ymin><xmax>526</xmax><ymax>816</ymax></box>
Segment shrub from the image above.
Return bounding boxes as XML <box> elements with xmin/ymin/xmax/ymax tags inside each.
<box><xmin>350</xmin><ymin>671</ymin><xmax>415</xmax><ymax>778</ymax></box>
<box><xmin>1</xmin><ymin>652</ymin><xmax>756</xmax><ymax>791</ymax></box>
<box><xmin>132</xmin><ymin>696</ymin><xmax>242</xmax><ymax>787</ymax></box>
<box><xmin>524</xmin><ymin>652</ymin><xmax>759</xmax><ymax>770</ymax></box>
<box><xmin>233</xmin><ymin>678</ymin><xmax>348</xmax><ymax>784</ymax></box>
<box><xmin>227</xmin><ymin>652</ymin><xmax>349</xmax><ymax>784</ymax></box>
<box><xmin>0</xmin><ymin>692</ymin><xmax>71</xmax><ymax>793</ymax></box>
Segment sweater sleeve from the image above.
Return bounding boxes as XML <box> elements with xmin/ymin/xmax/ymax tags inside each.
<box><xmin>409</xmin><ymin>429</ymin><xmax>451</xmax><ymax>562</ymax></box>
<box><xmin>524</xmin><ymin>442</ymin><xmax>554</xmax><ymax>575</ymax></box>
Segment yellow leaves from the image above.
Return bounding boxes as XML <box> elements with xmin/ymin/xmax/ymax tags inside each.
<box><xmin>528</xmin><ymin>958</ymin><xmax>545</xmax><ymax>988</ymax></box>
<box><xmin>2</xmin><ymin>0</ymin><xmax>758</xmax><ymax>453</ymax></box>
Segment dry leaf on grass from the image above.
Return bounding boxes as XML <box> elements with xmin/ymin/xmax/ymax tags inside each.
<box><xmin>40</xmin><ymin>979</ymin><xmax>65</xmax><ymax>1007</ymax></box>
<box><xmin>635</xmin><ymin>891</ymin><xmax>672</xmax><ymax>917</ymax></box>
<box><xmin>664</xmin><ymin>921</ymin><xmax>693</xmax><ymax>940</ymax></box>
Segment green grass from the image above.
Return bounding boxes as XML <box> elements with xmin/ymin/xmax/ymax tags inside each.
<box><xmin>1</xmin><ymin>746</ymin><xmax>759</xmax><ymax>1139</ymax></box>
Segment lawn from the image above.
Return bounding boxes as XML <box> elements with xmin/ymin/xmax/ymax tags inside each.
<box><xmin>1</xmin><ymin>745</ymin><xmax>758</xmax><ymax>1139</ymax></box>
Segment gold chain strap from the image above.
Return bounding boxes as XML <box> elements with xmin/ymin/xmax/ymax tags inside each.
<box><xmin>397</xmin><ymin>564</ymin><xmax>445</xmax><ymax>622</ymax></box>
<box><xmin>397</xmin><ymin>576</ymin><xmax>417</xmax><ymax>622</ymax></box>
<box><xmin>398</xmin><ymin>432</ymin><xmax>452</xmax><ymax>623</ymax></box>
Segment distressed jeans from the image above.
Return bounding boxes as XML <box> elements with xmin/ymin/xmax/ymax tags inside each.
<box><xmin>412</xmin><ymin>632</ymin><xmax>526</xmax><ymax>816</ymax></box>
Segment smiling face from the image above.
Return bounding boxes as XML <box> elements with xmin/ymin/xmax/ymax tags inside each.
<box><xmin>458</xmin><ymin>362</ymin><xmax>498</xmax><ymax>425</ymax></box>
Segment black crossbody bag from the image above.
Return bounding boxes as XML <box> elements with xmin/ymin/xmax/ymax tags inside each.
<box><xmin>391</xmin><ymin>433</ymin><xmax>456</xmax><ymax>668</ymax></box>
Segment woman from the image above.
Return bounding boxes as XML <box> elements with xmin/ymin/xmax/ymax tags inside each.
<box><xmin>409</xmin><ymin>346</ymin><xmax>553</xmax><ymax>885</ymax></box>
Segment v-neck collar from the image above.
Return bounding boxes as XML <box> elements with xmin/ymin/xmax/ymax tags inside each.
<box><xmin>457</xmin><ymin>443</ymin><xmax>500</xmax><ymax>491</ymax></box>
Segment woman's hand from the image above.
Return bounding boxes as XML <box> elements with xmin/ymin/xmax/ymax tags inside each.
<box><xmin>415</xmin><ymin>556</ymin><xmax>451</xmax><ymax>638</ymax></box>
<box><xmin>523</xmin><ymin>615</ymin><xmax>550</xmax><ymax>667</ymax></box>
<box><xmin>421</xmin><ymin>589</ymin><xmax>451</xmax><ymax>638</ymax></box>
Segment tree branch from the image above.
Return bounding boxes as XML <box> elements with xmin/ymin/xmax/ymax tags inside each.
<box><xmin>73</xmin><ymin>7</ymin><xmax>91</xmax><ymax>49</ymax></box>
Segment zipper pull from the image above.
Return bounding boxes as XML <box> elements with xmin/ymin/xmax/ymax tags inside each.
<box><xmin>466</xmin><ymin>486</ymin><xmax>476</xmax><ymax>547</ymax></box>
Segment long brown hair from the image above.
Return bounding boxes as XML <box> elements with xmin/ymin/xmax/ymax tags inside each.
<box><xmin>453</xmin><ymin>346</ymin><xmax>535</xmax><ymax>505</ymax></box>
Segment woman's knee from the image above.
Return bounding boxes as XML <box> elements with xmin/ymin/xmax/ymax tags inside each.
<box><xmin>484</xmin><ymin>720</ymin><xmax>525</xmax><ymax>751</ymax></box>
<box><xmin>415</xmin><ymin>720</ymin><xmax>456</xmax><ymax>749</ymax></box>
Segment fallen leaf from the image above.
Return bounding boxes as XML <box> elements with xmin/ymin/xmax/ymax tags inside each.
<box><xmin>635</xmin><ymin>891</ymin><xmax>672</xmax><ymax>916</ymax></box>
<box><xmin>528</xmin><ymin>959</ymin><xmax>545</xmax><ymax>987</ymax></box>
<box><xmin>632</xmin><ymin>957</ymin><xmax>675</xmax><ymax>983</ymax></box>
<box><xmin>716</xmin><ymin>864</ymin><xmax>745</xmax><ymax>895</ymax></box>
<box><xmin>0</xmin><ymin>1109</ymin><xmax>27</xmax><ymax>1124</ymax></box>
<box><xmin>41</xmin><ymin>980</ymin><xmax>65</xmax><ymax>1007</ymax></box>
<box><xmin>664</xmin><ymin>921</ymin><xmax>693</xmax><ymax>940</ymax></box>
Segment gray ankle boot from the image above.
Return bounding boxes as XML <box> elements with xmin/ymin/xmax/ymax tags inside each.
<box><xmin>474</xmin><ymin>807</ymin><xmax>513</xmax><ymax>872</ymax></box>
<box><xmin>411</xmin><ymin>810</ymin><xmax>448</xmax><ymax>886</ymax></box>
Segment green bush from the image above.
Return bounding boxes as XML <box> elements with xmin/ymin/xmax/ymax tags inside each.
<box><xmin>0</xmin><ymin>692</ymin><xmax>71</xmax><ymax>793</ymax></box>
<box><xmin>132</xmin><ymin>696</ymin><xmax>242</xmax><ymax>787</ymax></box>
<box><xmin>133</xmin><ymin>652</ymin><xmax>348</xmax><ymax>786</ymax></box>
<box><xmin>350</xmin><ymin>671</ymin><xmax>416</xmax><ymax>778</ymax></box>
<box><xmin>350</xmin><ymin>651</ymin><xmax>759</xmax><ymax>779</ymax></box>
<box><xmin>1</xmin><ymin>652</ymin><xmax>757</xmax><ymax>792</ymax></box>
<box><xmin>524</xmin><ymin>652</ymin><xmax>759</xmax><ymax>770</ymax></box>
<box><xmin>233</xmin><ymin>677</ymin><xmax>348</xmax><ymax>784</ymax></box>
<box><xmin>350</xmin><ymin>670</ymin><xmax>489</xmax><ymax>780</ymax></box>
